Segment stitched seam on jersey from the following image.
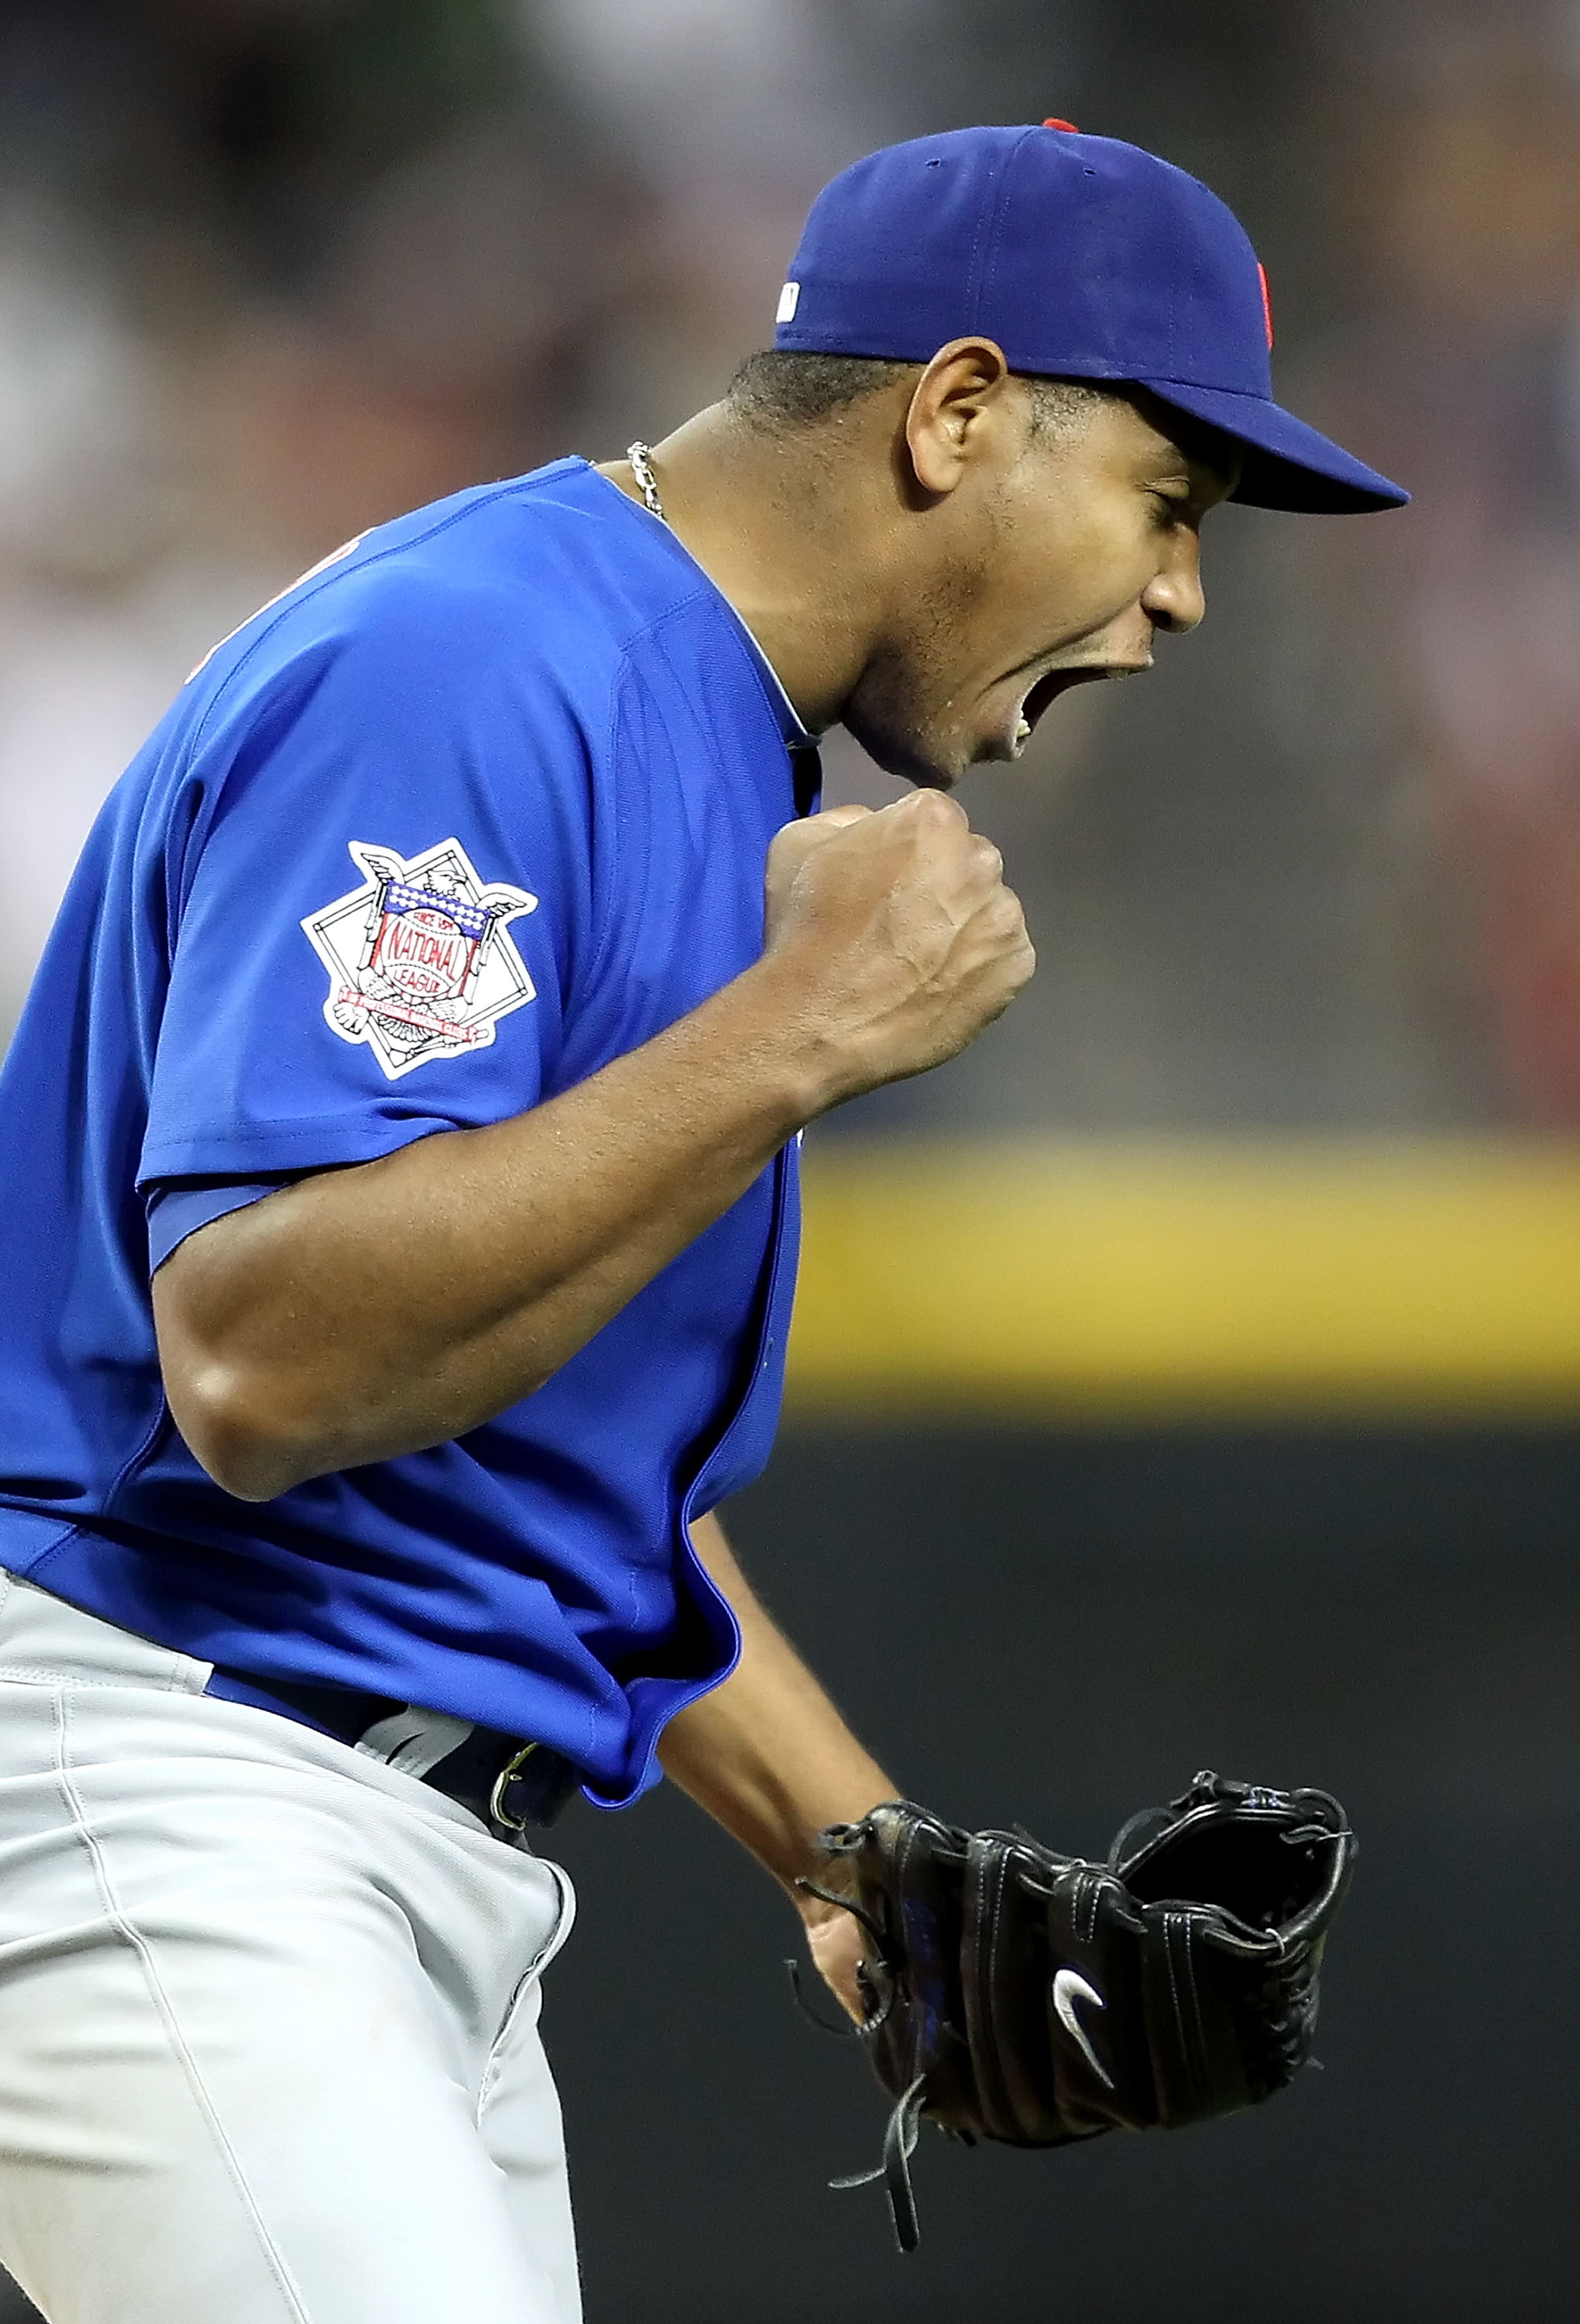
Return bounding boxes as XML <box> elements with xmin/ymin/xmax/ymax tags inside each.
<box><xmin>693</xmin><ymin>589</ymin><xmax>804</xmax><ymax>746</ymax></box>
<box><xmin>581</xmin><ymin>567</ymin><xmax>804</xmax><ymax>995</ymax></box>
<box><xmin>645</xmin><ymin>617</ymin><xmax>771</xmax><ymax>834</ymax></box>
<box><xmin>34</xmin><ymin>1404</ymin><xmax>187</xmax><ymax>1583</ymax></box>
<box><xmin>25</xmin><ymin>1390</ymin><xmax>170</xmax><ymax>1594</ymax></box>
<box><xmin>101</xmin><ymin>1395</ymin><xmax>183</xmax><ymax>1532</ymax></box>
<box><xmin>579</xmin><ymin>585</ymin><xmax>728</xmax><ymax>998</ymax></box>
<box><xmin>0</xmin><ymin>1516</ymin><xmax>79</xmax><ymax>1576</ymax></box>
<box><xmin>642</xmin><ymin>594</ymin><xmax>783</xmax><ymax>745</ymax></box>
<box><xmin>172</xmin><ymin>463</ymin><xmax>700</xmax><ymax>961</ymax></box>
<box><xmin>181</xmin><ymin>479</ymin><xmax>571</xmax><ymax>761</ymax></box>
<box><xmin>603</xmin><ymin>528</ymin><xmax>805</xmax><ymax>748</ymax></box>
<box><xmin>138</xmin><ymin>1115</ymin><xmax>458</xmax><ymax>1176</ymax></box>
<box><xmin>26</xmin><ymin>1525</ymin><xmax>113</xmax><ymax>1593</ymax></box>
<box><xmin>51</xmin><ymin>1689</ymin><xmax>317</xmax><ymax>2324</ymax></box>
<box><xmin>580</xmin><ymin>669</ymin><xmax>643</xmax><ymax>999</ymax></box>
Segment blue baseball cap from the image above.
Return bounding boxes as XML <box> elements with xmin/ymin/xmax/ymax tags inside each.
<box><xmin>773</xmin><ymin>124</ymin><xmax>1407</xmax><ymax>514</ymax></box>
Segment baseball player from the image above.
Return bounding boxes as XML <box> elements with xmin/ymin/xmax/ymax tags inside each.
<box><xmin>0</xmin><ymin>125</ymin><xmax>1402</xmax><ymax>2323</ymax></box>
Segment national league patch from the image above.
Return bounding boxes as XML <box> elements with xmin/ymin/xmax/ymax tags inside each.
<box><xmin>301</xmin><ymin>839</ymin><xmax>538</xmax><ymax>1079</ymax></box>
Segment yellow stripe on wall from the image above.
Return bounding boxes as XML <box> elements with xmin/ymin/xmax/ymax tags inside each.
<box><xmin>785</xmin><ymin>1140</ymin><xmax>1580</xmax><ymax>1417</ymax></box>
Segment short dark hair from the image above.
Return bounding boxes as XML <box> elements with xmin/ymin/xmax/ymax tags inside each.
<box><xmin>725</xmin><ymin>349</ymin><xmax>915</xmax><ymax>428</ymax></box>
<box><xmin>724</xmin><ymin>349</ymin><xmax>1116</xmax><ymax>440</ymax></box>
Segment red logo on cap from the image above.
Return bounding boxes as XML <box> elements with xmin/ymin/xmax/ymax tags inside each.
<box><xmin>1042</xmin><ymin>118</ymin><xmax>1079</xmax><ymax>132</ymax></box>
<box><xmin>1258</xmin><ymin>262</ymin><xmax>1274</xmax><ymax>349</ymax></box>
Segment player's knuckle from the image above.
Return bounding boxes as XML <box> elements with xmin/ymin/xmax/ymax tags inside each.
<box><xmin>910</xmin><ymin>788</ymin><xmax>964</xmax><ymax>837</ymax></box>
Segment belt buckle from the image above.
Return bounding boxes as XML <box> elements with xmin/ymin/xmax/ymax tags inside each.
<box><xmin>489</xmin><ymin>1740</ymin><xmax>541</xmax><ymax>1834</ymax></box>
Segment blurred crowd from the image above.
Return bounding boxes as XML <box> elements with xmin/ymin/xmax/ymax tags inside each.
<box><xmin>2</xmin><ymin>0</ymin><xmax>1578</xmax><ymax>1132</ymax></box>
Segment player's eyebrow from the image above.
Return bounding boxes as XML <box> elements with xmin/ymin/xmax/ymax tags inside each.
<box><xmin>1150</xmin><ymin>449</ymin><xmax>1238</xmax><ymax>507</ymax></box>
<box><xmin>1139</xmin><ymin>465</ymin><xmax>1207</xmax><ymax>511</ymax></box>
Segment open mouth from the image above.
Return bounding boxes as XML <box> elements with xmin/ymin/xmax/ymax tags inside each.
<box><xmin>1011</xmin><ymin>663</ymin><xmax>1141</xmax><ymax>752</ymax></box>
<box><xmin>1019</xmin><ymin>671</ymin><xmax>1070</xmax><ymax>734</ymax></box>
<box><xmin>1027</xmin><ymin>663</ymin><xmax>1141</xmax><ymax>727</ymax></box>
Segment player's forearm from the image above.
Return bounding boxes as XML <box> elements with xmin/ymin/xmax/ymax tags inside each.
<box><xmin>658</xmin><ymin>1514</ymin><xmax>894</xmax><ymax>1897</ymax></box>
<box><xmin>154</xmin><ymin>960</ymin><xmax>838</xmax><ymax>1501</ymax></box>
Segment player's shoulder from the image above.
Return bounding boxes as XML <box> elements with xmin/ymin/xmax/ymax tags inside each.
<box><xmin>188</xmin><ymin>458</ymin><xmax>697</xmax><ymax>713</ymax></box>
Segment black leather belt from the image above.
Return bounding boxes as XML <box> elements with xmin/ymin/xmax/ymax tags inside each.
<box><xmin>204</xmin><ymin>1666</ymin><xmax>580</xmax><ymax>1832</ymax></box>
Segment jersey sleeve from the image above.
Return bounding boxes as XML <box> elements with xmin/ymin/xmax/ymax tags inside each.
<box><xmin>139</xmin><ymin>562</ymin><xmax>603</xmax><ymax>1196</ymax></box>
<box><xmin>146</xmin><ymin>1178</ymin><xmax>299</xmax><ymax>1273</ymax></box>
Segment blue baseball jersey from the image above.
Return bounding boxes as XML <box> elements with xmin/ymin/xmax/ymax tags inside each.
<box><xmin>0</xmin><ymin>457</ymin><xmax>814</xmax><ymax>1807</ymax></box>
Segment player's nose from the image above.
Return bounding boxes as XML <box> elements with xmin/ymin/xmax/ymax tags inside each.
<box><xmin>1141</xmin><ymin>538</ymin><xmax>1207</xmax><ymax>635</ymax></box>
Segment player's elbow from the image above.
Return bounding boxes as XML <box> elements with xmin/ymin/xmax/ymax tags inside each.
<box><xmin>152</xmin><ymin>1227</ymin><xmax>335</xmax><ymax>1500</ymax></box>
<box><xmin>165</xmin><ymin>1357</ymin><xmax>320</xmax><ymax>1502</ymax></box>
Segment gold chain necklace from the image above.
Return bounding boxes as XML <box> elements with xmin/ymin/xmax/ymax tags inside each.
<box><xmin>626</xmin><ymin>441</ymin><xmax>665</xmax><ymax>524</ymax></box>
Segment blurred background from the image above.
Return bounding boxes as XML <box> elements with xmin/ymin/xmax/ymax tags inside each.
<box><xmin>2</xmin><ymin>0</ymin><xmax>1579</xmax><ymax>2317</ymax></box>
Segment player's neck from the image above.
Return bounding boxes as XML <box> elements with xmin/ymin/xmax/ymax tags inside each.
<box><xmin>597</xmin><ymin>404</ymin><xmax>891</xmax><ymax>736</ymax></box>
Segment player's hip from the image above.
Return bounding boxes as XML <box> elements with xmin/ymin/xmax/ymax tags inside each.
<box><xmin>0</xmin><ymin>1569</ymin><xmax>575</xmax><ymax>2042</ymax></box>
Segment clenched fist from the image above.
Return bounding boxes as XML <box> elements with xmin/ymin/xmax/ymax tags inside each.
<box><xmin>757</xmin><ymin>789</ymin><xmax>1035</xmax><ymax>1106</ymax></box>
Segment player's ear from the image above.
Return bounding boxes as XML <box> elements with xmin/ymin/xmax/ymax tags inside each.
<box><xmin>903</xmin><ymin>339</ymin><xmax>1014</xmax><ymax>500</ymax></box>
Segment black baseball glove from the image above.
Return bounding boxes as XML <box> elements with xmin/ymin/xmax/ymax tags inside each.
<box><xmin>800</xmin><ymin>1770</ymin><xmax>1355</xmax><ymax>2250</ymax></box>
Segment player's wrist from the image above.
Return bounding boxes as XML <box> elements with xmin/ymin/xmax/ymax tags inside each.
<box><xmin>786</xmin><ymin>1789</ymin><xmax>899</xmax><ymax>1920</ymax></box>
<box><xmin>791</xmin><ymin>1858</ymin><xmax>850</xmax><ymax>1924</ymax></box>
<box><xmin>707</xmin><ymin>957</ymin><xmax>869</xmax><ymax>1124</ymax></box>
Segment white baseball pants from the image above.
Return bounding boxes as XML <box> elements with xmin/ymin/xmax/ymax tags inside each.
<box><xmin>0</xmin><ymin>1573</ymin><xmax>581</xmax><ymax>2324</ymax></box>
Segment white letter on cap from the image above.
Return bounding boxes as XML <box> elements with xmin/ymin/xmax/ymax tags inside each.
<box><xmin>775</xmin><ymin>280</ymin><xmax>800</xmax><ymax>324</ymax></box>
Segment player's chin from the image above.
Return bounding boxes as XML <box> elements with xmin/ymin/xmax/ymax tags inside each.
<box><xmin>842</xmin><ymin>706</ymin><xmax>968</xmax><ymax>792</ymax></box>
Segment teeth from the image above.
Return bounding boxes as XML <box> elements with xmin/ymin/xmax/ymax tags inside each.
<box><xmin>1014</xmin><ymin>713</ymin><xmax>1032</xmax><ymax>754</ymax></box>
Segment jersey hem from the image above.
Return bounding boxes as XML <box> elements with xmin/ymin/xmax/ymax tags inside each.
<box><xmin>138</xmin><ymin>1115</ymin><xmax>452</xmax><ymax>1192</ymax></box>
